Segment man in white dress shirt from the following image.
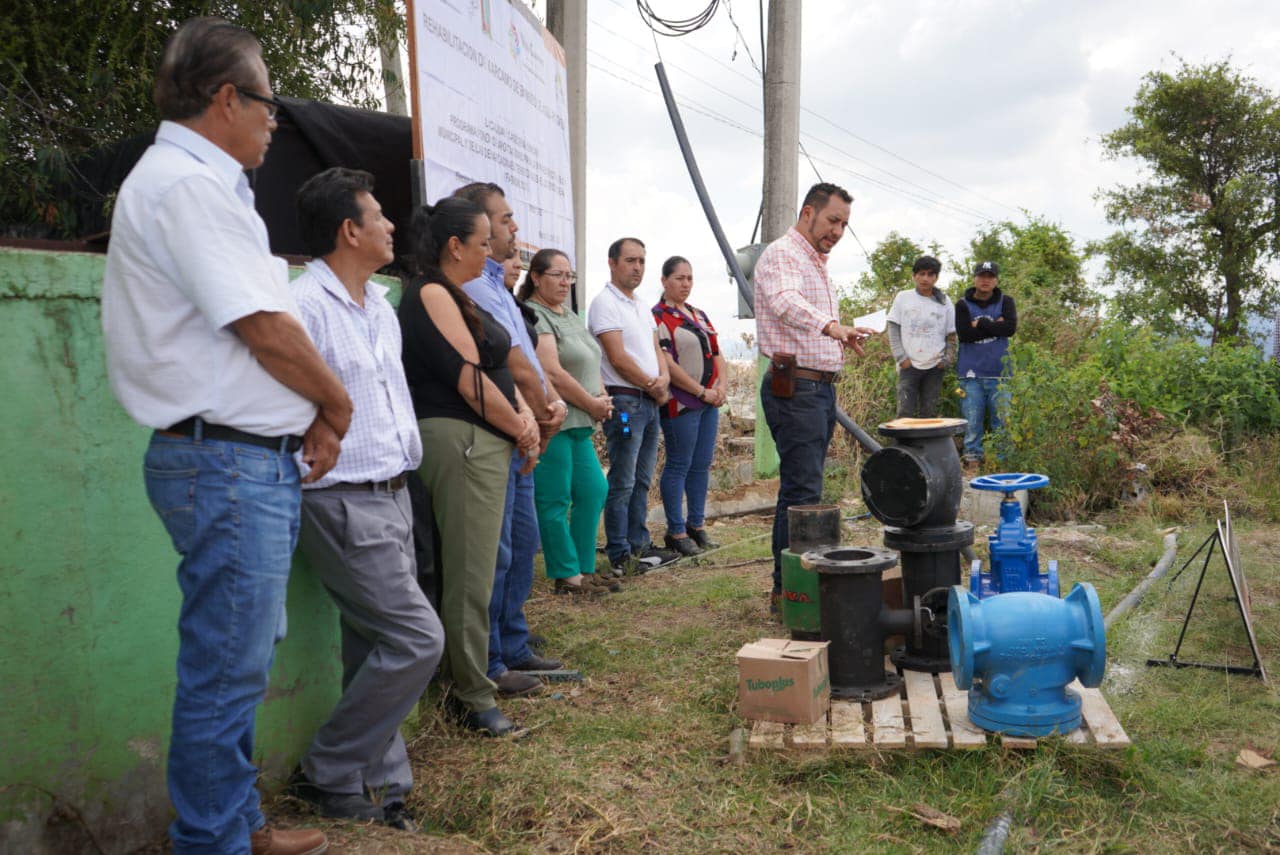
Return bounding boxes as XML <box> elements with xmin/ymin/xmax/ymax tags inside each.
<box><xmin>284</xmin><ymin>168</ymin><xmax>443</xmax><ymax>832</ymax></box>
<box><xmin>101</xmin><ymin>17</ymin><xmax>349</xmax><ymax>855</ymax></box>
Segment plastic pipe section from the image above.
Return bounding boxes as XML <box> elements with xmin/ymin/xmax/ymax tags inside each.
<box><xmin>948</xmin><ymin>583</ymin><xmax>1107</xmax><ymax>737</ymax></box>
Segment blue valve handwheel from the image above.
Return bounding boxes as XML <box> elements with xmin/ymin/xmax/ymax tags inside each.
<box><xmin>970</xmin><ymin>472</ymin><xmax>1050</xmax><ymax>492</ymax></box>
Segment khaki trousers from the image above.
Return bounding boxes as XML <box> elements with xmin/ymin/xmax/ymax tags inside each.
<box><xmin>416</xmin><ymin>417</ymin><xmax>512</xmax><ymax>712</ymax></box>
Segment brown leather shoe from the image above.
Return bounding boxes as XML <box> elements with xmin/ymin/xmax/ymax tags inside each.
<box><xmin>250</xmin><ymin>825</ymin><xmax>328</xmax><ymax>855</ymax></box>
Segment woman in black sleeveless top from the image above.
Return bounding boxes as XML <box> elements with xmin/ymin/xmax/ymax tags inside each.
<box><xmin>399</xmin><ymin>197</ymin><xmax>539</xmax><ymax>739</ymax></box>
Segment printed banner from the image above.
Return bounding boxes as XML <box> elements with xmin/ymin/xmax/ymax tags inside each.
<box><xmin>409</xmin><ymin>0</ymin><xmax>574</xmax><ymax>261</ymax></box>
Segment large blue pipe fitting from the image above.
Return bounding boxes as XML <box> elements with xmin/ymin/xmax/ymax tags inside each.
<box><xmin>948</xmin><ymin>583</ymin><xmax>1107</xmax><ymax>737</ymax></box>
<box><xmin>969</xmin><ymin>473</ymin><xmax>1059</xmax><ymax>598</ymax></box>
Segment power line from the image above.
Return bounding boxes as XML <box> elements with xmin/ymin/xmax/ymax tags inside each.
<box><xmin>635</xmin><ymin>0</ymin><xmax>720</xmax><ymax>37</ymax></box>
<box><xmin>589</xmin><ymin>13</ymin><xmax>1000</xmax><ymax>222</ymax></box>
<box><xmin>586</xmin><ymin>53</ymin><xmax>988</xmax><ymax>226</ymax></box>
<box><xmin>596</xmin><ymin>0</ymin><xmax>1019</xmax><ymax>217</ymax></box>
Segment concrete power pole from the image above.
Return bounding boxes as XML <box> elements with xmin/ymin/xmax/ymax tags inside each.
<box><xmin>754</xmin><ymin>1</ymin><xmax>801</xmax><ymax>478</ymax></box>
<box><xmin>379</xmin><ymin>32</ymin><xmax>408</xmax><ymax>116</ymax></box>
<box><xmin>546</xmin><ymin>0</ymin><xmax>588</xmax><ymax>311</ymax></box>
<box><xmin>762</xmin><ymin>1</ymin><xmax>800</xmax><ymax>243</ymax></box>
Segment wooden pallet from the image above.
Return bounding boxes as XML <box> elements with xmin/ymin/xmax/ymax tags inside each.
<box><xmin>747</xmin><ymin>668</ymin><xmax>1130</xmax><ymax>752</ymax></box>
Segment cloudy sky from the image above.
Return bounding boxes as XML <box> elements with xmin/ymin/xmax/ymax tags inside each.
<box><xmin>548</xmin><ymin>0</ymin><xmax>1280</xmax><ymax>352</ymax></box>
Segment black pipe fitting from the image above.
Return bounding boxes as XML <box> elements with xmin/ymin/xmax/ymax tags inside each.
<box><xmin>859</xmin><ymin>418</ymin><xmax>974</xmax><ymax>672</ymax></box>
<box><xmin>812</xmin><ymin>545</ymin><xmax>904</xmax><ymax>701</ymax></box>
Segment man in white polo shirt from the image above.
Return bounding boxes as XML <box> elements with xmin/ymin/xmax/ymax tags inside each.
<box><xmin>588</xmin><ymin>237</ymin><xmax>677</xmax><ymax>575</ymax></box>
<box><xmin>101</xmin><ymin>17</ymin><xmax>349</xmax><ymax>855</ymax></box>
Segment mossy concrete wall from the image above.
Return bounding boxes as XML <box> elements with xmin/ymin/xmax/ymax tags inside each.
<box><xmin>0</xmin><ymin>247</ymin><xmax>343</xmax><ymax>853</ymax></box>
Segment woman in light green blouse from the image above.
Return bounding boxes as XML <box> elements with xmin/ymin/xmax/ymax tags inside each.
<box><xmin>519</xmin><ymin>249</ymin><xmax>617</xmax><ymax>595</ymax></box>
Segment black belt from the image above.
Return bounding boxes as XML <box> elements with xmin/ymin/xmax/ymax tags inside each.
<box><xmin>160</xmin><ymin>417</ymin><xmax>303</xmax><ymax>454</ymax></box>
<box><xmin>312</xmin><ymin>474</ymin><xmax>409</xmax><ymax>493</ymax></box>
<box><xmin>606</xmin><ymin>385</ymin><xmax>645</xmax><ymax>398</ymax></box>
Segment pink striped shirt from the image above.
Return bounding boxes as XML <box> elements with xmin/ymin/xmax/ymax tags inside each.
<box><xmin>754</xmin><ymin>227</ymin><xmax>843</xmax><ymax>372</ymax></box>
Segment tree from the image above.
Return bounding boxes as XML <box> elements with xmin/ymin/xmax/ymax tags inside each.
<box><xmin>849</xmin><ymin>231</ymin><xmax>942</xmax><ymax>306</ymax></box>
<box><xmin>1094</xmin><ymin>59</ymin><xmax>1280</xmax><ymax>343</ymax></box>
<box><xmin>0</xmin><ymin>1</ymin><xmax>403</xmax><ymax>238</ymax></box>
<box><xmin>958</xmin><ymin>216</ymin><xmax>1094</xmax><ymax>349</ymax></box>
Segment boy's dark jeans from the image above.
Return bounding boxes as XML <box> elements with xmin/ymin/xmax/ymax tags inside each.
<box><xmin>896</xmin><ymin>364</ymin><xmax>945</xmax><ymax>418</ymax></box>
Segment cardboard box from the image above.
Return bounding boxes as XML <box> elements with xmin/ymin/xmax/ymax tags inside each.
<box><xmin>736</xmin><ymin>638</ymin><xmax>831</xmax><ymax>724</ymax></box>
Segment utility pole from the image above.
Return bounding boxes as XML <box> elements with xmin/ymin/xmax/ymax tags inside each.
<box><xmin>754</xmin><ymin>1</ymin><xmax>801</xmax><ymax>478</ymax></box>
<box><xmin>762</xmin><ymin>2</ymin><xmax>800</xmax><ymax>244</ymax></box>
<box><xmin>379</xmin><ymin>38</ymin><xmax>408</xmax><ymax>117</ymax></box>
<box><xmin>547</xmin><ymin>0</ymin><xmax>588</xmax><ymax>311</ymax></box>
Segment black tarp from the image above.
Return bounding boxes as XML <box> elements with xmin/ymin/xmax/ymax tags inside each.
<box><xmin>71</xmin><ymin>97</ymin><xmax>415</xmax><ymax>266</ymax></box>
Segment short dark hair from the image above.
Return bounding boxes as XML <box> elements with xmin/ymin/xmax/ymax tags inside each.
<box><xmin>661</xmin><ymin>256</ymin><xmax>690</xmax><ymax>278</ymax></box>
<box><xmin>608</xmin><ymin>237</ymin><xmax>645</xmax><ymax>261</ymax></box>
<box><xmin>154</xmin><ymin>17</ymin><xmax>264</xmax><ymax>121</ymax></box>
<box><xmin>800</xmin><ymin>182</ymin><xmax>853</xmax><ymax>214</ymax></box>
<box><xmin>295</xmin><ymin>168</ymin><xmax>375</xmax><ymax>258</ymax></box>
<box><xmin>912</xmin><ymin>255</ymin><xmax>942</xmax><ymax>275</ymax></box>
<box><xmin>516</xmin><ymin>247</ymin><xmax>570</xmax><ymax>301</ymax></box>
<box><xmin>452</xmin><ymin>181</ymin><xmax>505</xmax><ymax>213</ymax></box>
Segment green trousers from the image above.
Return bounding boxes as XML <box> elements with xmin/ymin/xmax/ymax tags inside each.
<box><xmin>532</xmin><ymin>427</ymin><xmax>608</xmax><ymax>579</ymax></box>
<box><xmin>416</xmin><ymin>417</ymin><xmax>511</xmax><ymax>712</ymax></box>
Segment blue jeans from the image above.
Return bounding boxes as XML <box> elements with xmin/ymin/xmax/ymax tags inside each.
<box><xmin>143</xmin><ymin>433</ymin><xmax>300</xmax><ymax>855</ymax></box>
<box><xmin>659</xmin><ymin>405</ymin><xmax>719</xmax><ymax>534</ymax></box>
<box><xmin>601</xmin><ymin>393</ymin><xmax>660</xmax><ymax>561</ymax></box>
<box><xmin>760</xmin><ymin>377</ymin><xmax>837</xmax><ymax>591</ymax></box>
<box><xmin>960</xmin><ymin>377</ymin><xmax>1009</xmax><ymax>461</ymax></box>
<box><xmin>487</xmin><ymin>456</ymin><xmax>537</xmax><ymax>677</ymax></box>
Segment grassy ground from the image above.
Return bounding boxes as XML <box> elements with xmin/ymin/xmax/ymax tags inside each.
<box><xmin>260</xmin><ymin>502</ymin><xmax>1280</xmax><ymax>854</ymax></box>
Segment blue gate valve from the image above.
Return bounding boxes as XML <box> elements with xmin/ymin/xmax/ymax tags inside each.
<box><xmin>969</xmin><ymin>473</ymin><xmax>1058</xmax><ymax>598</ymax></box>
<box><xmin>948</xmin><ymin>582</ymin><xmax>1107</xmax><ymax>736</ymax></box>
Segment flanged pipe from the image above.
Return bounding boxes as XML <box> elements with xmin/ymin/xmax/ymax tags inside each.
<box><xmin>810</xmin><ymin>545</ymin><xmax>909</xmax><ymax>701</ymax></box>
<box><xmin>861</xmin><ymin>418</ymin><xmax>973</xmax><ymax>672</ymax></box>
<box><xmin>948</xmin><ymin>583</ymin><xmax>1107</xmax><ymax>737</ymax></box>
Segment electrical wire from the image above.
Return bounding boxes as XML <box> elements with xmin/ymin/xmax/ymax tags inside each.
<box><xmin>591</xmin><ymin>12</ymin><xmax>1000</xmax><ymax>222</ymax></box>
<box><xmin>602</xmin><ymin>0</ymin><xmax>1019</xmax><ymax>218</ymax></box>
<box><xmin>587</xmin><ymin>52</ymin><xmax>988</xmax><ymax>226</ymax></box>
<box><xmin>635</xmin><ymin>0</ymin><xmax>720</xmax><ymax>37</ymax></box>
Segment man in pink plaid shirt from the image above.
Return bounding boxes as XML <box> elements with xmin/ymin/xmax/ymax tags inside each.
<box><xmin>756</xmin><ymin>182</ymin><xmax>875</xmax><ymax>612</ymax></box>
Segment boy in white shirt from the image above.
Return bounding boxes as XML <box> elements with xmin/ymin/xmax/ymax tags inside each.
<box><xmin>886</xmin><ymin>256</ymin><xmax>956</xmax><ymax>418</ymax></box>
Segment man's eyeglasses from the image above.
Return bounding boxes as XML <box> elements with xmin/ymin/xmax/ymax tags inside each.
<box><xmin>236</xmin><ymin>87</ymin><xmax>284</xmax><ymax>119</ymax></box>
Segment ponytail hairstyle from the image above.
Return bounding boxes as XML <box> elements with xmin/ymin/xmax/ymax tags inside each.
<box><xmin>516</xmin><ymin>247</ymin><xmax>570</xmax><ymax>302</ymax></box>
<box><xmin>409</xmin><ymin>196</ymin><xmax>486</xmax><ymax>338</ymax></box>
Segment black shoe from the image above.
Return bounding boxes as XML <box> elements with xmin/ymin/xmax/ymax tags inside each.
<box><xmin>608</xmin><ymin>554</ymin><xmax>660</xmax><ymax>576</ymax></box>
<box><xmin>664</xmin><ymin>533</ymin><xmax>702</xmax><ymax>557</ymax></box>
<box><xmin>511</xmin><ymin>653</ymin><xmax>564</xmax><ymax>672</ymax></box>
<box><xmin>687</xmin><ymin>527</ymin><xmax>720</xmax><ymax>550</ymax></box>
<box><xmin>637</xmin><ymin>544</ymin><xmax>680</xmax><ymax>567</ymax></box>
<box><xmin>382</xmin><ymin>801</ymin><xmax>420</xmax><ymax>832</ymax></box>
<box><xmin>494</xmin><ymin>669</ymin><xmax>544</xmax><ymax>697</ymax></box>
<box><xmin>446</xmin><ymin>700</ymin><xmax>528</xmax><ymax>738</ymax></box>
<box><xmin>285</xmin><ymin>765</ymin><xmax>384</xmax><ymax>821</ymax></box>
